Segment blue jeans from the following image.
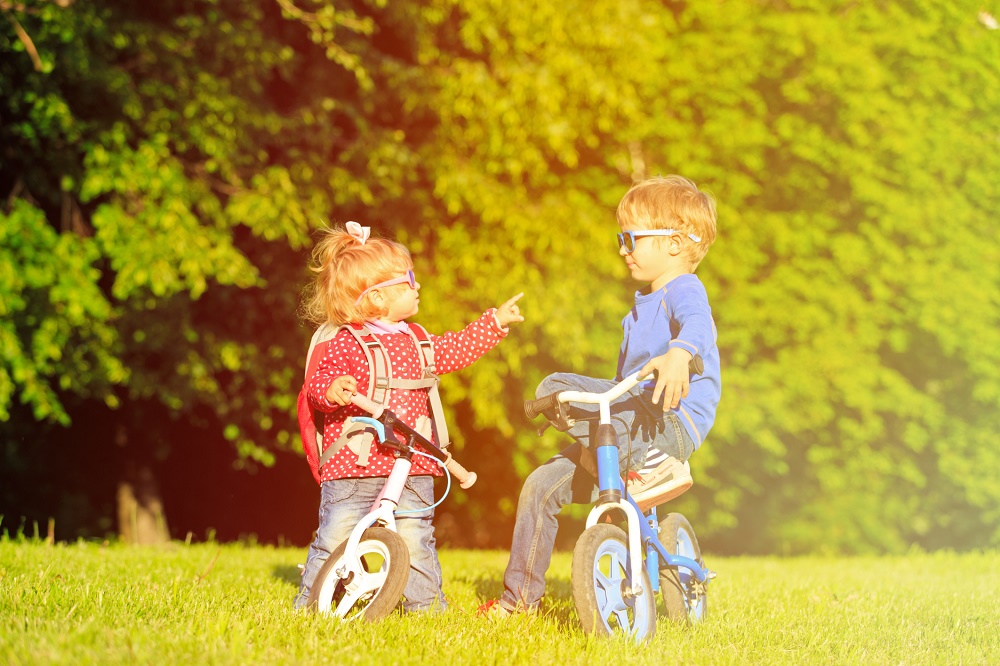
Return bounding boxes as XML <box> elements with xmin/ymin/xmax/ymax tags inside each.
<box><xmin>499</xmin><ymin>372</ymin><xmax>695</xmax><ymax>611</ymax></box>
<box><xmin>293</xmin><ymin>475</ymin><xmax>445</xmax><ymax>612</ymax></box>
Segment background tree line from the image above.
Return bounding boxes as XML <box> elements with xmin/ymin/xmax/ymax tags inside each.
<box><xmin>2</xmin><ymin>0</ymin><xmax>998</xmax><ymax>554</ymax></box>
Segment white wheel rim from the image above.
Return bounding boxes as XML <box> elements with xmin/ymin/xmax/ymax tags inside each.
<box><xmin>316</xmin><ymin>539</ymin><xmax>394</xmax><ymax>619</ymax></box>
<box><xmin>591</xmin><ymin>538</ymin><xmax>651</xmax><ymax>637</ymax></box>
<box><xmin>675</xmin><ymin>528</ymin><xmax>706</xmax><ymax>621</ymax></box>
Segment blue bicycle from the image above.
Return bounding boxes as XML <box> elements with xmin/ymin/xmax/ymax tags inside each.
<box><xmin>525</xmin><ymin>362</ymin><xmax>714</xmax><ymax>641</ymax></box>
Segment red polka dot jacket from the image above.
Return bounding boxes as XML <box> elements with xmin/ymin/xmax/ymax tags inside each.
<box><xmin>306</xmin><ymin>310</ymin><xmax>508</xmax><ymax>482</ymax></box>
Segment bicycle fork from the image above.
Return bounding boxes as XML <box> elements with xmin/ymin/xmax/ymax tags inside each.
<box><xmin>334</xmin><ymin>457</ymin><xmax>412</xmax><ymax>588</ymax></box>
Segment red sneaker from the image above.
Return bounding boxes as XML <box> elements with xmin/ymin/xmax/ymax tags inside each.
<box><xmin>477</xmin><ymin>599</ymin><xmax>512</xmax><ymax>619</ymax></box>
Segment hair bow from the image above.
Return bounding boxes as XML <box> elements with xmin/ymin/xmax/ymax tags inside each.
<box><xmin>345</xmin><ymin>221</ymin><xmax>371</xmax><ymax>245</ymax></box>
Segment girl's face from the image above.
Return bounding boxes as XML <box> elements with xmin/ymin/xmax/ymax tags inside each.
<box><xmin>382</xmin><ymin>271</ymin><xmax>421</xmax><ymax>322</ymax></box>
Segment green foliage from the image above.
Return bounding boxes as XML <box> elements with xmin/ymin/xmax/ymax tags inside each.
<box><xmin>312</xmin><ymin>0</ymin><xmax>1000</xmax><ymax>553</ymax></box>
<box><xmin>650</xmin><ymin>1</ymin><xmax>1000</xmax><ymax>554</ymax></box>
<box><xmin>2</xmin><ymin>0</ymin><xmax>999</xmax><ymax>553</ymax></box>
<box><xmin>0</xmin><ymin>201</ymin><xmax>125</xmax><ymax>424</ymax></box>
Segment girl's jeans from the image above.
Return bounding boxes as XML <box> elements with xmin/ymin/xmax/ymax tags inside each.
<box><xmin>293</xmin><ymin>475</ymin><xmax>445</xmax><ymax>612</ymax></box>
<box><xmin>499</xmin><ymin>372</ymin><xmax>695</xmax><ymax>612</ymax></box>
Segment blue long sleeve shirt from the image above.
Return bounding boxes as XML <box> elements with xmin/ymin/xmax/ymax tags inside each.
<box><xmin>616</xmin><ymin>273</ymin><xmax>721</xmax><ymax>450</ymax></box>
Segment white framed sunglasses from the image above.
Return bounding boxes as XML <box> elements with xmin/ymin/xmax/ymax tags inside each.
<box><xmin>355</xmin><ymin>269</ymin><xmax>416</xmax><ymax>305</ymax></box>
<box><xmin>617</xmin><ymin>229</ymin><xmax>701</xmax><ymax>254</ymax></box>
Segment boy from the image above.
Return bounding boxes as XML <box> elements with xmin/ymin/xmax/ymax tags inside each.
<box><xmin>480</xmin><ymin>175</ymin><xmax>720</xmax><ymax>616</ymax></box>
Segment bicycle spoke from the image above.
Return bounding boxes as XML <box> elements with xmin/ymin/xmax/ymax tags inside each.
<box><xmin>354</xmin><ymin>570</ymin><xmax>388</xmax><ymax>595</ymax></box>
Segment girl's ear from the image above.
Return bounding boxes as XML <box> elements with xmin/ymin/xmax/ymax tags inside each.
<box><xmin>368</xmin><ymin>289</ymin><xmax>390</xmax><ymax>315</ymax></box>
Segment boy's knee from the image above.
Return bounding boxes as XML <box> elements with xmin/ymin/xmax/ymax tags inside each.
<box><xmin>536</xmin><ymin>372</ymin><xmax>575</xmax><ymax>397</ymax></box>
<box><xmin>518</xmin><ymin>466</ymin><xmax>556</xmax><ymax>507</ymax></box>
<box><xmin>519</xmin><ymin>457</ymin><xmax>574</xmax><ymax>508</ymax></box>
<box><xmin>520</xmin><ymin>467</ymin><xmax>545</xmax><ymax>497</ymax></box>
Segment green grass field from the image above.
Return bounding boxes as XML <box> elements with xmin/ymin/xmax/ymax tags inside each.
<box><xmin>2</xmin><ymin>538</ymin><xmax>998</xmax><ymax>665</ymax></box>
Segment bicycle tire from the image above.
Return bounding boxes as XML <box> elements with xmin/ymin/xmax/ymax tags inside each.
<box><xmin>659</xmin><ymin>512</ymin><xmax>708</xmax><ymax>623</ymax></box>
<box><xmin>572</xmin><ymin>523</ymin><xmax>656</xmax><ymax>642</ymax></box>
<box><xmin>307</xmin><ymin>527</ymin><xmax>409</xmax><ymax>622</ymax></box>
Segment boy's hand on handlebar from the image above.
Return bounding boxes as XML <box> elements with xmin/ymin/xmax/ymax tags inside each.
<box><xmin>326</xmin><ymin>375</ymin><xmax>358</xmax><ymax>406</ymax></box>
<box><xmin>641</xmin><ymin>348</ymin><xmax>692</xmax><ymax>411</ymax></box>
<box><xmin>495</xmin><ymin>292</ymin><xmax>525</xmax><ymax>327</ymax></box>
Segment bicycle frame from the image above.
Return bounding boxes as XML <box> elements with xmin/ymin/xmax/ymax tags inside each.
<box><xmin>322</xmin><ymin>416</ymin><xmax>414</xmax><ymax>614</ymax></box>
<box><xmin>558</xmin><ymin>372</ymin><xmax>712</xmax><ymax>598</ymax></box>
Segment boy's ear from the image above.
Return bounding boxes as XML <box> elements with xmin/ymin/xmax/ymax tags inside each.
<box><xmin>667</xmin><ymin>234</ymin><xmax>685</xmax><ymax>256</ymax></box>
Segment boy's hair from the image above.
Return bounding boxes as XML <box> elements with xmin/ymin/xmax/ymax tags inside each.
<box><xmin>301</xmin><ymin>225</ymin><xmax>412</xmax><ymax>326</ymax></box>
<box><xmin>616</xmin><ymin>175</ymin><xmax>717</xmax><ymax>265</ymax></box>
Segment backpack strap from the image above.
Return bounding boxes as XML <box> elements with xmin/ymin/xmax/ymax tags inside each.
<box><xmin>316</xmin><ymin>323</ymin><xmax>385</xmax><ymax>468</ymax></box>
<box><xmin>343</xmin><ymin>323</ymin><xmax>392</xmax><ymax>406</ymax></box>
<box><xmin>403</xmin><ymin>323</ymin><xmax>451</xmax><ymax>451</ymax></box>
<box><xmin>408</xmin><ymin>322</ymin><xmax>435</xmax><ymax>369</ymax></box>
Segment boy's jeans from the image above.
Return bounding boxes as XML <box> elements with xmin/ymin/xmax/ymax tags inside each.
<box><xmin>293</xmin><ymin>475</ymin><xmax>445</xmax><ymax>612</ymax></box>
<box><xmin>499</xmin><ymin>372</ymin><xmax>695</xmax><ymax>612</ymax></box>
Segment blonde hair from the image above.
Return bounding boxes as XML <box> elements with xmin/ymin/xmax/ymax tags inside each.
<box><xmin>616</xmin><ymin>175</ymin><xmax>717</xmax><ymax>265</ymax></box>
<box><xmin>301</xmin><ymin>225</ymin><xmax>412</xmax><ymax>326</ymax></box>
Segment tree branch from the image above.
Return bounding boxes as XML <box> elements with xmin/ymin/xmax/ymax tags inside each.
<box><xmin>4</xmin><ymin>9</ymin><xmax>43</xmax><ymax>71</ymax></box>
<box><xmin>274</xmin><ymin>0</ymin><xmax>316</xmax><ymax>23</ymax></box>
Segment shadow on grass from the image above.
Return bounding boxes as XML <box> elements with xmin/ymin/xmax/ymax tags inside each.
<box><xmin>273</xmin><ymin>564</ymin><xmax>303</xmax><ymax>586</ymax></box>
<box><xmin>450</xmin><ymin>570</ymin><xmax>578</xmax><ymax>627</ymax></box>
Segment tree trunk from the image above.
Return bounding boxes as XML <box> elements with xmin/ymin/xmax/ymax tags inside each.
<box><xmin>115</xmin><ymin>423</ymin><xmax>170</xmax><ymax>545</ymax></box>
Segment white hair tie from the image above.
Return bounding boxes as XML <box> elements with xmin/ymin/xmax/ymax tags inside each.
<box><xmin>345</xmin><ymin>221</ymin><xmax>371</xmax><ymax>245</ymax></box>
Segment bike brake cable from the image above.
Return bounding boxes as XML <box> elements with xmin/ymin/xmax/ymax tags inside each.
<box><xmin>392</xmin><ymin>451</ymin><xmax>452</xmax><ymax>515</ymax></box>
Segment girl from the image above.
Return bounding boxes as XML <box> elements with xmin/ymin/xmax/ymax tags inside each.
<box><xmin>294</xmin><ymin>222</ymin><xmax>524</xmax><ymax>612</ymax></box>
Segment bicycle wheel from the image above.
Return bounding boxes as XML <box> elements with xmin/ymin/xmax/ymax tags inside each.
<box><xmin>659</xmin><ymin>512</ymin><xmax>707</xmax><ymax>623</ymax></box>
<box><xmin>307</xmin><ymin>527</ymin><xmax>410</xmax><ymax>622</ymax></box>
<box><xmin>572</xmin><ymin>523</ymin><xmax>656</xmax><ymax>641</ymax></box>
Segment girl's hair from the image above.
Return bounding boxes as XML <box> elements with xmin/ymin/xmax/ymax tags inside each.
<box><xmin>301</xmin><ymin>225</ymin><xmax>412</xmax><ymax>326</ymax></box>
<box><xmin>616</xmin><ymin>175</ymin><xmax>717</xmax><ymax>265</ymax></box>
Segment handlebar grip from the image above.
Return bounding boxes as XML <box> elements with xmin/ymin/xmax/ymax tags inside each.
<box><xmin>443</xmin><ymin>451</ymin><xmax>477</xmax><ymax>489</ymax></box>
<box><xmin>689</xmin><ymin>354</ymin><xmax>704</xmax><ymax>376</ymax></box>
<box><xmin>350</xmin><ymin>394</ymin><xmax>385</xmax><ymax>417</ymax></box>
<box><xmin>524</xmin><ymin>393</ymin><xmax>560</xmax><ymax>420</ymax></box>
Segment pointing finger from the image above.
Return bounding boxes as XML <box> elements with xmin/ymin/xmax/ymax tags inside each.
<box><xmin>502</xmin><ymin>292</ymin><xmax>525</xmax><ymax>308</ymax></box>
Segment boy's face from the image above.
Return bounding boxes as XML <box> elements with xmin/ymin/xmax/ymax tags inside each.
<box><xmin>618</xmin><ymin>223</ymin><xmax>676</xmax><ymax>290</ymax></box>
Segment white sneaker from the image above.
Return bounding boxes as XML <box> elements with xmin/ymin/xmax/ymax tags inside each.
<box><xmin>627</xmin><ymin>457</ymin><xmax>693</xmax><ymax>511</ymax></box>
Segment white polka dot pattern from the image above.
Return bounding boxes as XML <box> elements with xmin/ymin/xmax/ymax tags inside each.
<box><xmin>307</xmin><ymin>309</ymin><xmax>507</xmax><ymax>481</ymax></box>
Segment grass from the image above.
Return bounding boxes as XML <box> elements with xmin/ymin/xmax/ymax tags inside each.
<box><xmin>2</xmin><ymin>537</ymin><xmax>999</xmax><ymax>665</ymax></box>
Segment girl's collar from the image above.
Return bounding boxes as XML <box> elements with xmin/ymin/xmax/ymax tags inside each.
<box><xmin>364</xmin><ymin>319</ymin><xmax>409</xmax><ymax>334</ymax></box>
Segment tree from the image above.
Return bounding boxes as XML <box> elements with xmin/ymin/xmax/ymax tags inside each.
<box><xmin>1</xmin><ymin>0</ymin><xmax>368</xmax><ymax>540</ymax></box>
<box><xmin>291</xmin><ymin>0</ymin><xmax>1000</xmax><ymax>553</ymax></box>
<box><xmin>3</xmin><ymin>0</ymin><xmax>999</xmax><ymax>554</ymax></box>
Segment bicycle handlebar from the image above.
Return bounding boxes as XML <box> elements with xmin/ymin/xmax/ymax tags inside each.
<box><xmin>350</xmin><ymin>393</ymin><xmax>385</xmax><ymax>418</ymax></box>
<box><xmin>524</xmin><ymin>354</ymin><xmax>704</xmax><ymax>419</ymax></box>
<box><xmin>350</xmin><ymin>394</ymin><xmax>477</xmax><ymax>489</ymax></box>
<box><xmin>523</xmin><ymin>392</ymin><xmax>560</xmax><ymax>420</ymax></box>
